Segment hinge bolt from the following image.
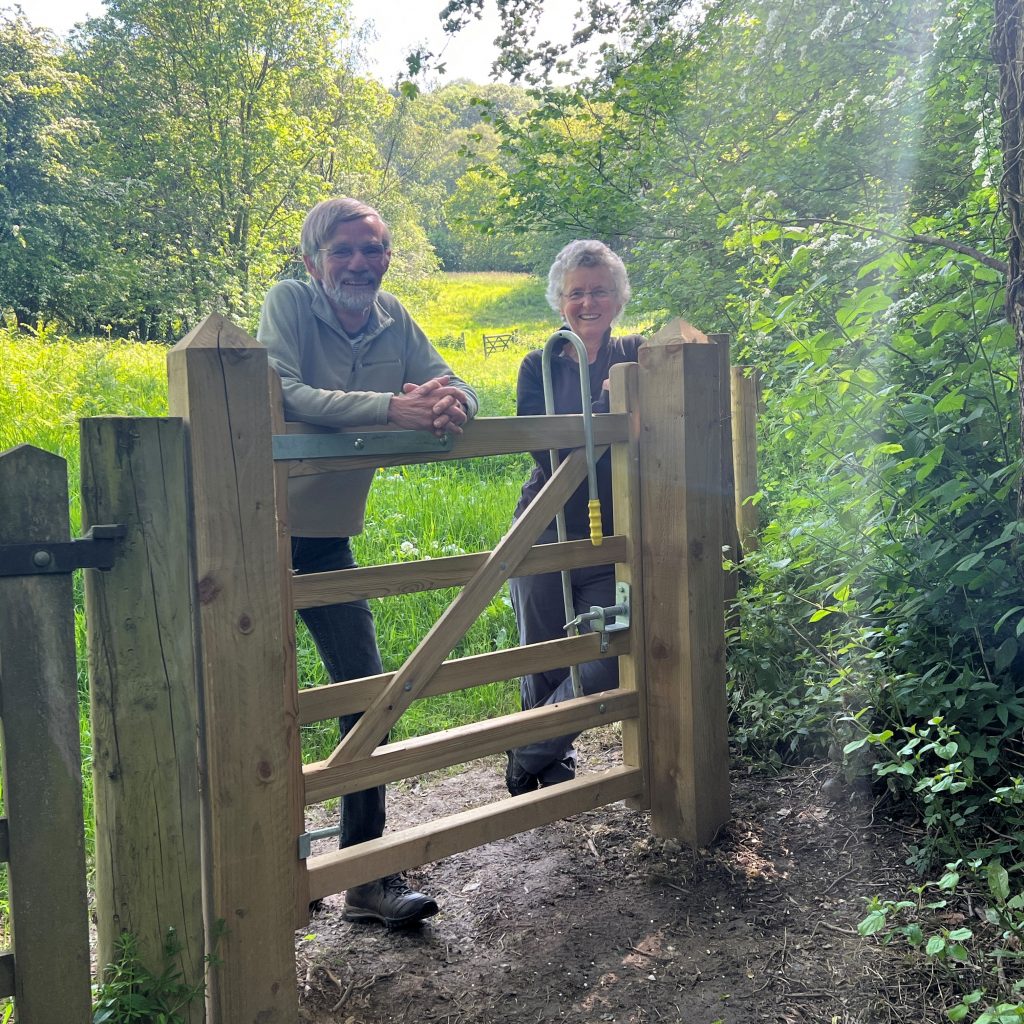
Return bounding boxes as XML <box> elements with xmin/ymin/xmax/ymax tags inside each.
<box><xmin>32</xmin><ymin>550</ymin><xmax>51</xmax><ymax>567</ymax></box>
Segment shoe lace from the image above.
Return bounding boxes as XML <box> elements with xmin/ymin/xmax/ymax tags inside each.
<box><xmin>382</xmin><ymin>873</ymin><xmax>413</xmax><ymax>897</ymax></box>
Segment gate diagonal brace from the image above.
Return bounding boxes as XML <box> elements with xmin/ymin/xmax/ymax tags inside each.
<box><xmin>565</xmin><ymin>582</ymin><xmax>630</xmax><ymax>654</ymax></box>
<box><xmin>0</xmin><ymin>524</ymin><xmax>126</xmax><ymax>577</ymax></box>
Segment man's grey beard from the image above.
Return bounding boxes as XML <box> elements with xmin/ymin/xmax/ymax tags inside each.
<box><xmin>324</xmin><ymin>279</ymin><xmax>380</xmax><ymax>311</ymax></box>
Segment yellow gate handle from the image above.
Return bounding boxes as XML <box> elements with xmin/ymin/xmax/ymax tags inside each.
<box><xmin>588</xmin><ymin>498</ymin><xmax>603</xmax><ymax>546</ymax></box>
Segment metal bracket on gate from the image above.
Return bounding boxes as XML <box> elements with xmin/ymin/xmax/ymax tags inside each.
<box><xmin>298</xmin><ymin>825</ymin><xmax>342</xmax><ymax>860</ymax></box>
<box><xmin>273</xmin><ymin>430</ymin><xmax>453</xmax><ymax>461</ymax></box>
<box><xmin>0</xmin><ymin>524</ymin><xmax>126</xmax><ymax>578</ymax></box>
<box><xmin>565</xmin><ymin>582</ymin><xmax>631</xmax><ymax>654</ymax></box>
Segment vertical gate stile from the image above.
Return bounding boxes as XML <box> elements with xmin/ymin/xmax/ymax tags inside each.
<box><xmin>268</xmin><ymin>372</ymin><xmax>311</xmax><ymax>929</ymax></box>
<box><xmin>638</xmin><ymin>339</ymin><xmax>731</xmax><ymax>846</ymax></box>
<box><xmin>709</xmin><ymin>334</ymin><xmax>740</xmax><ymax>610</ymax></box>
<box><xmin>167</xmin><ymin>314</ymin><xmax>298</xmax><ymax>1024</ymax></box>
<box><xmin>81</xmin><ymin>416</ymin><xmax>205</xmax><ymax>1022</ymax></box>
<box><xmin>609</xmin><ymin>362</ymin><xmax>651</xmax><ymax>809</ymax></box>
<box><xmin>731</xmin><ymin>366</ymin><xmax>761</xmax><ymax>554</ymax></box>
<box><xmin>0</xmin><ymin>445</ymin><xmax>92</xmax><ymax>1021</ymax></box>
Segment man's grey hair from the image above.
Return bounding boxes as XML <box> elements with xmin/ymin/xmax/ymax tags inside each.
<box><xmin>300</xmin><ymin>197</ymin><xmax>392</xmax><ymax>270</ymax></box>
<box><xmin>545</xmin><ymin>239</ymin><xmax>631</xmax><ymax>315</ymax></box>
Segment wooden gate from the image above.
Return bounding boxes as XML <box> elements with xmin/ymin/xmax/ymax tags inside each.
<box><xmin>162</xmin><ymin>313</ymin><xmax>732</xmax><ymax>1024</ymax></box>
<box><xmin>0</xmin><ymin>446</ymin><xmax>94</xmax><ymax>1022</ymax></box>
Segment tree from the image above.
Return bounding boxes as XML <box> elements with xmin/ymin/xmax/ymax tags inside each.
<box><xmin>69</xmin><ymin>0</ymin><xmax>377</xmax><ymax>331</ymax></box>
<box><xmin>0</xmin><ymin>14</ymin><xmax>97</xmax><ymax>324</ymax></box>
<box><xmin>993</xmin><ymin>0</ymin><xmax>1024</xmax><ymax>523</ymax></box>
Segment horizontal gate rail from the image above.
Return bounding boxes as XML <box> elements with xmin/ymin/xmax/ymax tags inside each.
<box><xmin>305</xmin><ymin>690</ymin><xmax>638</xmax><ymax>803</ymax></box>
<box><xmin>307</xmin><ymin>765</ymin><xmax>644</xmax><ymax>899</ymax></box>
<box><xmin>293</xmin><ymin>534</ymin><xmax>627</xmax><ymax>607</ymax></box>
<box><xmin>282</xmin><ymin>413</ymin><xmax>628</xmax><ymax>475</ymax></box>
<box><xmin>298</xmin><ymin>630</ymin><xmax>629</xmax><ymax>723</ymax></box>
<box><xmin>329</xmin><ymin>445</ymin><xmax>598</xmax><ymax>764</ymax></box>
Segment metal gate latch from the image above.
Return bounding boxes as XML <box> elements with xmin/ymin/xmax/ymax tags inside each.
<box><xmin>565</xmin><ymin>582</ymin><xmax>631</xmax><ymax>653</ymax></box>
<box><xmin>0</xmin><ymin>524</ymin><xmax>127</xmax><ymax>578</ymax></box>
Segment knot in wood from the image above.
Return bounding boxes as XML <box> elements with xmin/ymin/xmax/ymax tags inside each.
<box><xmin>197</xmin><ymin>574</ymin><xmax>221</xmax><ymax>604</ymax></box>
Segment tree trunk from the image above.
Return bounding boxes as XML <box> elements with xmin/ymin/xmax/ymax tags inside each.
<box><xmin>993</xmin><ymin>0</ymin><xmax>1024</xmax><ymax>529</ymax></box>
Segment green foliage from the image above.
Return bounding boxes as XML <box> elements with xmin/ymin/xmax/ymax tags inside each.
<box><xmin>858</xmin><ymin>860</ymin><xmax>1024</xmax><ymax>1022</ymax></box>
<box><xmin>0</xmin><ymin>14</ymin><xmax>96</xmax><ymax>327</ymax></box>
<box><xmin>93</xmin><ymin>927</ymin><xmax>217</xmax><ymax>1024</ymax></box>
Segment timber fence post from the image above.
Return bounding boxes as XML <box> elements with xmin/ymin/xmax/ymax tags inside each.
<box><xmin>637</xmin><ymin>339</ymin><xmax>730</xmax><ymax>846</ymax></box>
<box><xmin>81</xmin><ymin>416</ymin><xmax>205</xmax><ymax>1023</ymax></box>
<box><xmin>708</xmin><ymin>333</ymin><xmax>740</xmax><ymax>608</ymax></box>
<box><xmin>731</xmin><ymin>366</ymin><xmax>761</xmax><ymax>554</ymax></box>
<box><xmin>167</xmin><ymin>315</ymin><xmax>298</xmax><ymax>1024</ymax></box>
<box><xmin>609</xmin><ymin>362</ymin><xmax>650</xmax><ymax>808</ymax></box>
<box><xmin>0</xmin><ymin>445</ymin><xmax>92</xmax><ymax>1021</ymax></box>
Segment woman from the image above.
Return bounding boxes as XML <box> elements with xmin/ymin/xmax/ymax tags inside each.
<box><xmin>506</xmin><ymin>240</ymin><xmax>644</xmax><ymax>796</ymax></box>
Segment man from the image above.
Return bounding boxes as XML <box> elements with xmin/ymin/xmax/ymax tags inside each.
<box><xmin>258</xmin><ymin>197</ymin><xmax>478</xmax><ymax>928</ymax></box>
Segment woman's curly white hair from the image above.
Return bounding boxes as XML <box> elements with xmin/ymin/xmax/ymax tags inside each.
<box><xmin>546</xmin><ymin>239</ymin><xmax>631</xmax><ymax>316</ymax></box>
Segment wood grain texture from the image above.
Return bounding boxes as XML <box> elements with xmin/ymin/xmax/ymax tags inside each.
<box><xmin>326</xmin><ymin>446</ymin><xmax>598</xmax><ymax>764</ymax></box>
<box><xmin>283</xmin><ymin>414</ymin><xmax>627</xmax><ymax>475</ymax></box>
<box><xmin>638</xmin><ymin>340</ymin><xmax>730</xmax><ymax>847</ymax></box>
<box><xmin>292</xmin><ymin>535</ymin><xmax>627</xmax><ymax>607</ymax></box>
<box><xmin>709</xmin><ymin>334</ymin><xmax>740</xmax><ymax>610</ymax></box>
<box><xmin>167</xmin><ymin>314</ymin><xmax>297</xmax><ymax>1024</ymax></box>
<box><xmin>609</xmin><ymin>363</ymin><xmax>651</xmax><ymax>810</ymax></box>
<box><xmin>305</xmin><ymin>690</ymin><xmax>638</xmax><ymax>802</ymax></box>
<box><xmin>731</xmin><ymin>366</ymin><xmax>761</xmax><ymax>553</ymax></box>
<box><xmin>81</xmin><ymin>417</ymin><xmax>204</xmax><ymax>1017</ymax></box>
<box><xmin>0</xmin><ymin>445</ymin><xmax>91</xmax><ymax>1021</ymax></box>
<box><xmin>307</xmin><ymin>765</ymin><xmax>643</xmax><ymax>897</ymax></box>
<box><xmin>269</xmin><ymin>373</ymin><xmax>311</xmax><ymax>929</ymax></box>
<box><xmin>298</xmin><ymin>631</ymin><xmax>629</xmax><ymax>723</ymax></box>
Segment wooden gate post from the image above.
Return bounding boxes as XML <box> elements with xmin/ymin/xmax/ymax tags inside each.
<box><xmin>167</xmin><ymin>315</ymin><xmax>298</xmax><ymax>1024</ymax></box>
<box><xmin>0</xmin><ymin>445</ymin><xmax>91</xmax><ymax>1021</ymax></box>
<box><xmin>731</xmin><ymin>366</ymin><xmax>761</xmax><ymax>554</ymax></box>
<box><xmin>81</xmin><ymin>417</ymin><xmax>205</xmax><ymax>1022</ymax></box>
<box><xmin>637</xmin><ymin>339</ymin><xmax>730</xmax><ymax>846</ymax></box>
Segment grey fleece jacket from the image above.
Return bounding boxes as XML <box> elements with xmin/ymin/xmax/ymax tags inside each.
<box><xmin>258</xmin><ymin>278</ymin><xmax>478</xmax><ymax>537</ymax></box>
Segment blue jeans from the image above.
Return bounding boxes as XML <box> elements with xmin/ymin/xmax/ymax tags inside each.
<box><xmin>508</xmin><ymin>529</ymin><xmax>619</xmax><ymax>775</ymax></box>
<box><xmin>292</xmin><ymin>536</ymin><xmax>385</xmax><ymax>848</ymax></box>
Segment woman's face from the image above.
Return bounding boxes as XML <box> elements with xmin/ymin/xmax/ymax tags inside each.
<box><xmin>558</xmin><ymin>266</ymin><xmax>621</xmax><ymax>347</ymax></box>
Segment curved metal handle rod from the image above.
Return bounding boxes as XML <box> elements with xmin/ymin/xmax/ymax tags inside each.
<box><xmin>541</xmin><ymin>330</ymin><xmax>600</xmax><ymax>506</ymax></box>
<box><xmin>540</xmin><ymin>329</ymin><xmax>602</xmax><ymax>698</ymax></box>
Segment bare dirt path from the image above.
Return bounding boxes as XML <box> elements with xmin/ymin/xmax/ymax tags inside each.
<box><xmin>295</xmin><ymin>732</ymin><xmax>932</xmax><ymax>1024</ymax></box>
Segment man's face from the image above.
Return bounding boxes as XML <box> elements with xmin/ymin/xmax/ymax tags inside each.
<box><xmin>305</xmin><ymin>215</ymin><xmax>392</xmax><ymax>312</ymax></box>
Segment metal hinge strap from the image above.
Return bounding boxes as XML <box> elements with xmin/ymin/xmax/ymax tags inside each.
<box><xmin>0</xmin><ymin>524</ymin><xmax>126</xmax><ymax>578</ymax></box>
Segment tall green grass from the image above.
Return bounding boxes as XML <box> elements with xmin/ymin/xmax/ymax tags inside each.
<box><xmin>0</xmin><ymin>275</ymin><xmax>559</xmax><ymax>769</ymax></box>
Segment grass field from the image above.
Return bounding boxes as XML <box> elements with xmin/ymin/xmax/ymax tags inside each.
<box><xmin>0</xmin><ymin>274</ymin><xmax>573</xmax><ymax>763</ymax></box>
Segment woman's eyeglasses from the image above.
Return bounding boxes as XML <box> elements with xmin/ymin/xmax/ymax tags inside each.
<box><xmin>562</xmin><ymin>287</ymin><xmax>615</xmax><ymax>302</ymax></box>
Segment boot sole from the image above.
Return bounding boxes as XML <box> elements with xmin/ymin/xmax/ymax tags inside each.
<box><xmin>343</xmin><ymin>904</ymin><xmax>438</xmax><ymax>929</ymax></box>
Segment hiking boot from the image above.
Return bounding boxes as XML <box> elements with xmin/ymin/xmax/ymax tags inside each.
<box><xmin>343</xmin><ymin>875</ymin><xmax>438</xmax><ymax>928</ymax></box>
<box><xmin>539</xmin><ymin>755</ymin><xmax>577</xmax><ymax>788</ymax></box>
<box><xmin>505</xmin><ymin>750</ymin><xmax>539</xmax><ymax>796</ymax></box>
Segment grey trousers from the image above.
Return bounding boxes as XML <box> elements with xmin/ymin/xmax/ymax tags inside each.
<box><xmin>508</xmin><ymin>543</ymin><xmax>619</xmax><ymax>776</ymax></box>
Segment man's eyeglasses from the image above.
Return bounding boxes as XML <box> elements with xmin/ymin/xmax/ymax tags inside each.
<box><xmin>320</xmin><ymin>244</ymin><xmax>388</xmax><ymax>262</ymax></box>
<box><xmin>562</xmin><ymin>287</ymin><xmax>615</xmax><ymax>302</ymax></box>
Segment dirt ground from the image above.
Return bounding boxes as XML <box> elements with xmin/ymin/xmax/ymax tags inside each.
<box><xmin>294</xmin><ymin>731</ymin><xmax>940</xmax><ymax>1024</ymax></box>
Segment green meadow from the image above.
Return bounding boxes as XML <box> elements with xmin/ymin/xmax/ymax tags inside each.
<box><xmin>0</xmin><ymin>272</ymin><xmax>595</xmax><ymax>762</ymax></box>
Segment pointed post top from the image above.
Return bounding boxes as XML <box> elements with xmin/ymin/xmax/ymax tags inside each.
<box><xmin>0</xmin><ymin>443</ymin><xmax>67</xmax><ymax>472</ymax></box>
<box><xmin>648</xmin><ymin>318</ymin><xmax>709</xmax><ymax>346</ymax></box>
<box><xmin>170</xmin><ymin>313</ymin><xmax>261</xmax><ymax>354</ymax></box>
